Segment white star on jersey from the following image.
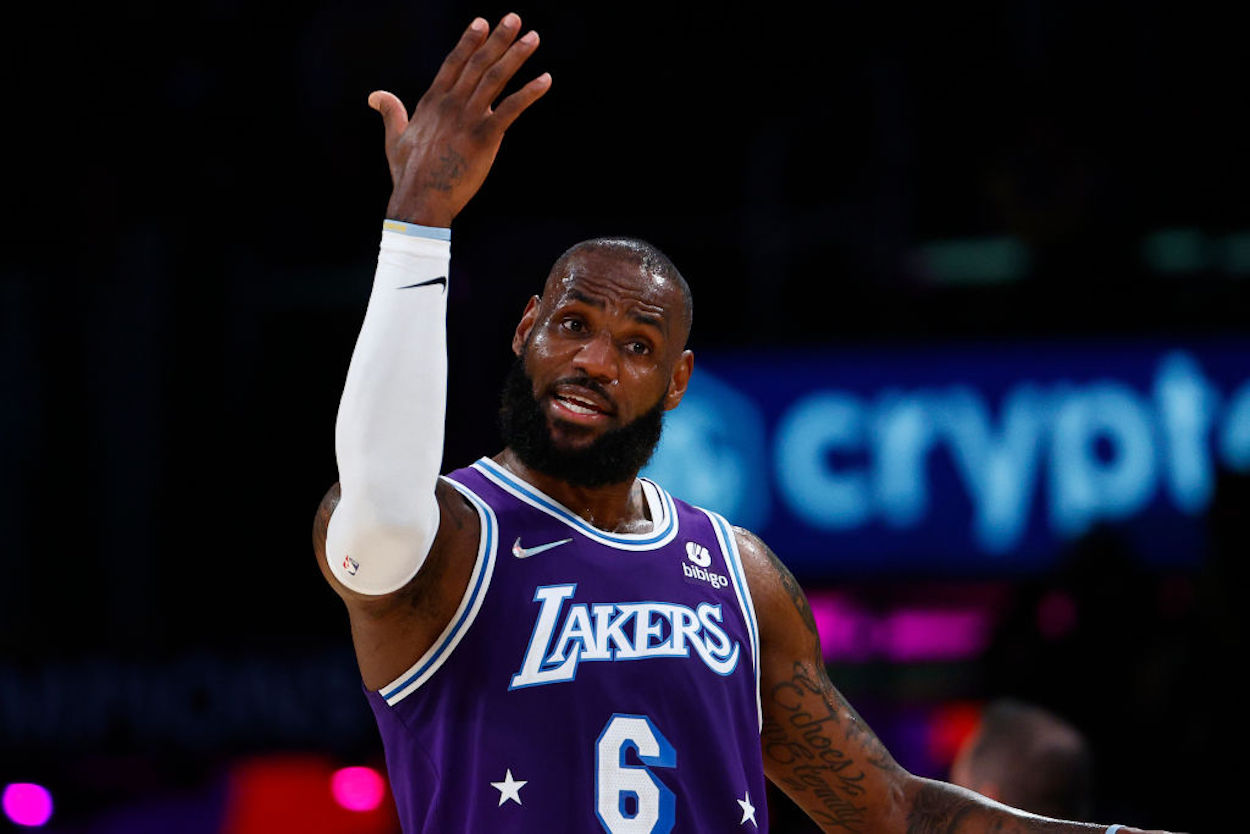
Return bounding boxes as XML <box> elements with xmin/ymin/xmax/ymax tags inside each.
<box><xmin>737</xmin><ymin>789</ymin><xmax>757</xmax><ymax>826</ymax></box>
<box><xmin>491</xmin><ymin>769</ymin><xmax>527</xmax><ymax>806</ymax></box>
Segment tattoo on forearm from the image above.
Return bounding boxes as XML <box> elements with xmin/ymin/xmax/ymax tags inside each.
<box><xmin>764</xmin><ymin>661</ymin><xmax>900</xmax><ymax>832</ymax></box>
<box><xmin>906</xmin><ymin>781</ymin><xmax>981</xmax><ymax>834</ymax></box>
<box><xmin>756</xmin><ymin>536</ymin><xmax>907</xmax><ymax>832</ymax></box>
<box><xmin>908</xmin><ymin>779</ymin><xmax>1058</xmax><ymax>834</ymax></box>
<box><xmin>757</xmin><ymin>539</ymin><xmax>1046</xmax><ymax>834</ymax></box>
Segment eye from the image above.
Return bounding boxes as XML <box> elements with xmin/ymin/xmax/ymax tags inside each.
<box><xmin>625</xmin><ymin>340</ymin><xmax>652</xmax><ymax>356</ymax></box>
<box><xmin>560</xmin><ymin>317</ymin><xmax>586</xmax><ymax>334</ymax></box>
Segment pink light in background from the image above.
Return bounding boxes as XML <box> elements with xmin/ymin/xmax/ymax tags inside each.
<box><xmin>330</xmin><ymin>766</ymin><xmax>386</xmax><ymax>812</ymax></box>
<box><xmin>2</xmin><ymin>783</ymin><xmax>54</xmax><ymax>828</ymax></box>
<box><xmin>806</xmin><ymin>590</ymin><xmax>995</xmax><ymax>663</ymax></box>
<box><xmin>807</xmin><ymin>592</ymin><xmax>873</xmax><ymax>662</ymax></box>
<box><xmin>886</xmin><ymin>609</ymin><xmax>990</xmax><ymax>662</ymax></box>
<box><xmin>223</xmin><ymin>755</ymin><xmax>394</xmax><ymax>834</ymax></box>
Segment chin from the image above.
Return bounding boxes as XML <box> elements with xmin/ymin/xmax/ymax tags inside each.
<box><xmin>546</xmin><ymin>422</ymin><xmax>601</xmax><ymax>450</ymax></box>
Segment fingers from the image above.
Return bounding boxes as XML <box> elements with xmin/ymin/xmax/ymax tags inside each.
<box><xmin>452</xmin><ymin>12</ymin><xmax>525</xmax><ymax>100</ymax></box>
<box><xmin>491</xmin><ymin>72</ymin><xmax>552</xmax><ymax>134</ymax></box>
<box><xmin>428</xmin><ymin>17</ymin><xmax>489</xmax><ymax>92</ymax></box>
<box><xmin>467</xmin><ymin>28</ymin><xmax>542</xmax><ymax>115</ymax></box>
<box><xmin>367</xmin><ymin>90</ymin><xmax>409</xmax><ymax>147</ymax></box>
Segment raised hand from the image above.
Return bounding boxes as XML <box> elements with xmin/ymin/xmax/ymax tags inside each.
<box><xmin>369</xmin><ymin>12</ymin><xmax>551</xmax><ymax>227</ymax></box>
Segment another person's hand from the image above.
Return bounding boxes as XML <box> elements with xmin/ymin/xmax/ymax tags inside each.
<box><xmin>369</xmin><ymin>12</ymin><xmax>551</xmax><ymax>227</ymax></box>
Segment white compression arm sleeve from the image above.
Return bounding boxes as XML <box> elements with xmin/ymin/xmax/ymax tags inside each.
<box><xmin>326</xmin><ymin>222</ymin><xmax>450</xmax><ymax>594</ymax></box>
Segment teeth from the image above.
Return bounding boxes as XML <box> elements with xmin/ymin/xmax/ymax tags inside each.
<box><xmin>558</xmin><ymin>396</ymin><xmax>599</xmax><ymax>415</ymax></box>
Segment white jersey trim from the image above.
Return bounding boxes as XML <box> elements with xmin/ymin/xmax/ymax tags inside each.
<box><xmin>704</xmin><ymin>510</ymin><xmax>762</xmax><ymax>731</ymax></box>
<box><xmin>472</xmin><ymin>457</ymin><xmax>679</xmax><ymax>550</ymax></box>
<box><xmin>378</xmin><ymin>476</ymin><xmax>499</xmax><ymax>706</ymax></box>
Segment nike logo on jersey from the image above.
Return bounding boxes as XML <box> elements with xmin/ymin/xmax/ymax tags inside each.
<box><xmin>509</xmin><ymin>584</ymin><xmax>741</xmax><ymax>689</ymax></box>
<box><xmin>512</xmin><ymin>537</ymin><xmax>573</xmax><ymax>559</ymax></box>
<box><xmin>398</xmin><ymin>276</ymin><xmax>447</xmax><ymax>291</ymax></box>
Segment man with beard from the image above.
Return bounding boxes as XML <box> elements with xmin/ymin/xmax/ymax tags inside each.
<box><xmin>313</xmin><ymin>13</ymin><xmax>1179</xmax><ymax>834</ymax></box>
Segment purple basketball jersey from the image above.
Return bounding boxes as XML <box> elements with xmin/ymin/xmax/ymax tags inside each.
<box><xmin>365</xmin><ymin>457</ymin><xmax>768</xmax><ymax>833</ymax></box>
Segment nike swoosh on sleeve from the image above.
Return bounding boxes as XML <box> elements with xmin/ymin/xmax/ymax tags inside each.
<box><xmin>398</xmin><ymin>276</ymin><xmax>447</xmax><ymax>291</ymax></box>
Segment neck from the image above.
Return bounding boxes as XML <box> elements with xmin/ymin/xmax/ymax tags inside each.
<box><xmin>495</xmin><ymin>448</ymin><xmax>652</xmax><ymax>534</ymax></box>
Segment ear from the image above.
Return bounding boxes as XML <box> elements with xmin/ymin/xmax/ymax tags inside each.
<box><xmin>663</xmin><ymin>350</ymin><xmax>694</xmax><ymax>411</ymax></box>
<box><xmin>511</xmin><ymin>295</ymin><xmax>541</xmax><ymax>356</ymax></box>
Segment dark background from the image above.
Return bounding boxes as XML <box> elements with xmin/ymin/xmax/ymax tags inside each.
<box><xmin>2</xmin><ymin>1</ymin><xmax>1246</xmax><ymax>831</ymax></box>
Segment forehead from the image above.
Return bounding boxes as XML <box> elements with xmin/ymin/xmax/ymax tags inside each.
<box><xmin>542</xmin><ymin>248</ymin><xmax>682</xmax><ymax>321</ymax></box>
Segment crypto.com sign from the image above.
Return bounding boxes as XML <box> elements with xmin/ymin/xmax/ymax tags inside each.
<box><xmin>643</xmin><ymin>341</ymin><xmax>1250</xmax><ymax>577</ymax></box>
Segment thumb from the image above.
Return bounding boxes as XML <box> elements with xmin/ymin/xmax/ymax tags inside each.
<box><xmin>367</xmin><ymin>90</ymin><xmax>408</xmax><ymax>145</ymax></box>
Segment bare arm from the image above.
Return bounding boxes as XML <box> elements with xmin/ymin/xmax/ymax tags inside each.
<box><xmin>738</xmin><ymin>527</ymin><xmax>1179</xmax><ymax>834</ymax></box>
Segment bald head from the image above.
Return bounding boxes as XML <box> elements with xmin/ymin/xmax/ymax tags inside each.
<box><xmin>542</xmin><ymin>237</ymin><xmax>693</xmax><ymax>349</ymax></box>
<box><xmin>950</xmin><ymin>699</ymin><xmax>1093</xmax><ymax>820</ymax></box>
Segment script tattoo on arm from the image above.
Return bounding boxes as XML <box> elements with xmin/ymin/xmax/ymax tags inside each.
<box><xmin>754</xmin><ymin>535</ymin><xmax>905</xmax><ymax>832</ymax></box>
<box><xmin>763</xmin><ymin>662</ymin><xmax>874</xmax><ymax>831</ymax></box>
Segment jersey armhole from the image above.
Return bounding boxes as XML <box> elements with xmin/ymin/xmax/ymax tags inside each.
<box><xmin>376</xmin><ymin>476</ymin><xmax>499</xmax><ymax>706</ymax></box>
<box><xmin>702</xmin><ymin>510</ymin><xmax>763</xmax><ymax>731</ymax></box>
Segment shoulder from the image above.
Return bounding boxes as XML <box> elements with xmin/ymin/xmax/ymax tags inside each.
<box><xmin>729</xmin><ymin>525</ymin><xmax>792</xmax><ymax>595</ymax></box>
<box><xmin>658</xmin><ymin>498</ymin><xmax>791</xmax><ymax>599</ymax></box>
<box><xmin>729</xmin><ymin>525</ymin><xmax>819</xmax><ymax>652</ymax></box>
<box><xmin>432</xmin><ymin>476</ymin><xmax>483</xmax><ymax>541</ymax></box>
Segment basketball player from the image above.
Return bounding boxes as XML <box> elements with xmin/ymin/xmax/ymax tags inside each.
<box><xmin>313</xmin><ymin>13</ymin><xmax>1180</xmax><ymax>834</ymax></box>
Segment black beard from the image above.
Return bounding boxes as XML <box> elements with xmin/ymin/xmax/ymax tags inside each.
<box><xmin>498</xmin><ymin>357</ymin><xmax>666</xmax><ymax>488</ymax></box>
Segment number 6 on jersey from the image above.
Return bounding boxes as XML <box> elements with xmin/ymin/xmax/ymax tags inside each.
<box><xmin>595</xmin><ymin>714</ymin><xmax>677</xmax><ymax>834</ymax></box>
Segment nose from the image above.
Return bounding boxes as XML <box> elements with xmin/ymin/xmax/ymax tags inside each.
<box><xmin>571</xmin><ymin>330</ymin><xmax>619</xmax><ymax>383</ymax></box>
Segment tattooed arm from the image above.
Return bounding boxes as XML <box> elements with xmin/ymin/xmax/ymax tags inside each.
<box><xmin>736</xmin><ymin>527</ymin><xmax>1179</xmax><ymax>834</ymax></box>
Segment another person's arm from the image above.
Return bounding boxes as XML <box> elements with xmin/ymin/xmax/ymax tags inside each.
<box><xmin>740</xmin><ymin>527</ymin><xmax>1180</xmax><ymax>834</ymax></box>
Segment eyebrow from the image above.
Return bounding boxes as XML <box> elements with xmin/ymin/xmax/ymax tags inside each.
<box><xmin>567</xmin><ymin>289</ymin><xmax>665</xmax><ymax>331</ymax></box>
<box><xmin>568</xmin><ymin>289</ymin><xmax>604</xmax><ymax>309</ymax></box>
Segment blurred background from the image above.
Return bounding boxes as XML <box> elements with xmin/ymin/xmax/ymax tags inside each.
<box><xmin>3</xmin><ymin>0</ymin><xmax>1246</xmax><ymax>830</ymax></box>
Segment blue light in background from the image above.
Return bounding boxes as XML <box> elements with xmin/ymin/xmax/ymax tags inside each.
<box><xmin>645</xmin><ymin>342</ymin><xmax>1250</xmax><ymax>577</ymax></box>
<box><xmin>644</xmin><ymin>369</ymin><xmax>771</xmax><ymax>531</ymax></box>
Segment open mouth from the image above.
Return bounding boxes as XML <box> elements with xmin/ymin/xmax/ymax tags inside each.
<box><xmin>550</xmin><ymin>386</ymin><xmax>615</xmax><ymax>420</ymax></box>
